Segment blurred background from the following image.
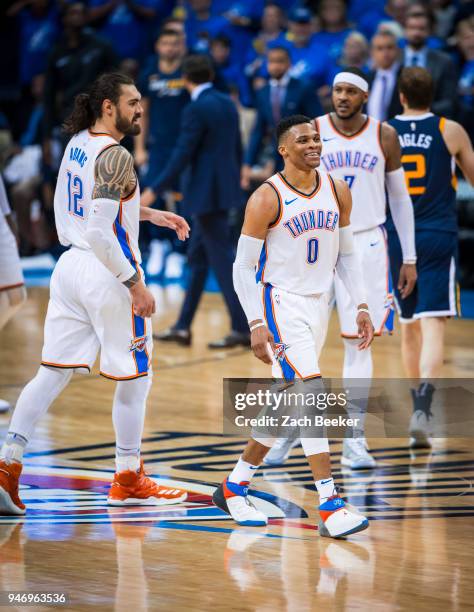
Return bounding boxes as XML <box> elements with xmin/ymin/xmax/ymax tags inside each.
<box><xmin>1</xmin><ymin>0</ymin><xmax>474</xmax><ymax>311</ymax></box>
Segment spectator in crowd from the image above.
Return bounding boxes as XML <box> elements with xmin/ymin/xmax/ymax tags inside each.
<box><xmin>88</xmin><ymin>0</ymin><xmax>162</xmax><ymax>61</ymax></box>
<box><xmin>244</xmin><ymin>3</ymin><xmax>285</xmax><ymax>85</ymax></box>
<box><xmin>135</xmin><ymin>27</ymin><xmax>189</xmax><ymax>278</ymax></box>
<box><xmin>402</xmin><ymin>11</ymin><xmax>458</xmax><ymax>117</ymax></box>
<box><xmin>219</xmin><ymin>2</ymin><xmax>264</xmax><ymax>67</ymax></box>
<box><xmin>184</xmin><ymin>0</ymin><xmax>228</xmax><ymax>54</ymax></box>
<box><xmin>210</xmin><ymin>36</ymin><xmax>241</xmax><ymax>92</ymax></box>
<box><xmin>7</xmin><ymin>0</ymin><xmax>58</xmax><ymax>87</ymax></box>
<box><xmin>357</xmin><ymin>0</ymin><xmax>408</xmax><ymax>40</ymax></box>
<box><xmin>367</xmin><ymin>30</ymin><xmax>403</xmax><ymax>120</ymax></box>
<box><xmin>140</xmin><ymin>55</ymin><xmax>249</xmax><ymax>349</ymax></box>
<box><xmin>432</xmin><ymin>0</ymin><xmax>459</xmax><ymax>39</ymax></box>
<box><xmin>241</xmin><ymin>45</ymin><xmax>322</xmax><ymax>189</ymax></box>
<box><xmin>456</xmin><ymin>17</ymin><xmax>474</xmax><ymax>140</ymax></box>
<box><xmin>42</xmin><ymin>2</ymin><xmax>117</xmax><ymax>153</ymax></box>
<box><xmin>315</xmin><ymin>0</ymin><xmax>353</xmax><ymax>63</ymax></box>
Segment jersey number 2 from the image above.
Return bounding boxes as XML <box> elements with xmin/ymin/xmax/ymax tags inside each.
<box><xmin>67</xmin><ymin>171</ymin><xmax>84</xmax><ymax>218</ymax></box>
<box><xmin>307</xmin><ymin>238</ymin><xmax>319</xmax><ymax>264</ymax></box>
<box><xmin>401</xmin><ymin>154</ymin><xmax>426</xmax><ymax>195</ymax></box>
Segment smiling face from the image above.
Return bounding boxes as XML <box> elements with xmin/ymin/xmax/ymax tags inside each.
<box><xmin>278</xmin><ymin>122</ymin><xmax>322</xmax><ymax>170</ymax></box>
<box><xmin>332</xmin><ymin>82</ymin><xmax>367</xmax><ymax>119</ymax></box>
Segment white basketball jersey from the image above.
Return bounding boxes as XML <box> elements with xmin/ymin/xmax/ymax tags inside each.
<box><xmin>316</xmin><ymin>114</ymin><xmax>386</xmax><ymax>233</ymax></box>
<box><xmin>256</xmin><ymin>171</ymin><xmax>339</xmax><ymax>296</ymax></box>
<box><xmin>54</xmin><ymin>129</ymin><xmax>142</xmax><ymax>265</ymax></box>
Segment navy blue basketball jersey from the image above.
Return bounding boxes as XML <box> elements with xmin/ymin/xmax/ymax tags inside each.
<box><xmin>388</xmin><ymin>113</ymin><xmax>457</xmax><ymax>233</ymax></box>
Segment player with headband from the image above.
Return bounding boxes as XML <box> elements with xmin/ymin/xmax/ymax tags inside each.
<box><xmin>265</xmin><ymin>67</ymin><xmax>417</xmax><ymax>470</ymax></box>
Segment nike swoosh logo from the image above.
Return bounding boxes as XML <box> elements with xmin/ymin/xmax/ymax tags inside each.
<box><xmin>370</xmin><ymin>241</ymin><xmax>379</xmax><ymax>247</ymax></box>
<box><xmin>322</xmin><ymin>137</ymin><xmax>336</xmax><ymax>142</ymax></box>
<box><xmin>285</xmin><ymin>197</ymin><xmax>297</xmax><ymax>205</ymax></box>
<box><xmin>249</xmin><ymin>466</ymin><xmax>258</xmax><ymax>470</ymax></box>
<box><xmin>320</xmin><ymin>479</ymin><xmax>332</xmax><ymax>484</ymax></box>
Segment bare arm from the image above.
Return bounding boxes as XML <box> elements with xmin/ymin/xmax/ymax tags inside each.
<box><xmin>241</xmin><ymin>182</ymin><xmax>280</xmax><ymax>240</ymax></box>
<box><xmin>381</xmin><ymin>122</ymin><xmax>402</xmax><ymax>171</ymax></box>
<box><xmin>442</xmin><ymin>119</ymin><xmax>474</xmax><ymax>185</ymax></box>
<box><xmin>92</xmin><ymin>145</ymin><xmax>135</xmax><ymax>201</ymax></box>
<box><xmin>333</xmin><ymin>177</ymin><xmax>352</xmax><ymax>227</ymax></box>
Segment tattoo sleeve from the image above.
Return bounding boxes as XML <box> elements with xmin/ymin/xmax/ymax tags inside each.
<box><xmin>123</xmin><ymin>271</ymin><xmax>140</xmax><ymax>288</ymax></box>
<box><xmin>92</xmin><ymin>145</ymin><xmax>135</xmax><ymax>201</ymax></box>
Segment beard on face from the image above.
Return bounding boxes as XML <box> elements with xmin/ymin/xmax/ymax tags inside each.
<box><xmin>115</xmin><ymin>107</ymin><xmax>141</xmax><ymax>136</ymax></box>
<box><xmin>335</xmin><ymin>99</ymin><xmax>365</xmax><ymax>120</ymax></box>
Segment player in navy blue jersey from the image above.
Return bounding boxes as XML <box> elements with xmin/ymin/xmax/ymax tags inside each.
<box><xmin>387</xmin><ymin>67</ymin><xmax>474</xmax><ymax>448</ymax></box>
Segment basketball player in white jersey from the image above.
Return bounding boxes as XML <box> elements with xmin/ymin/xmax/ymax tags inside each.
<box><xmin>0</xmin><ymin>175</ymin><xmax>27</xmax><ymax>413</ymax></box>
<box><xmin>213</xmin><ymin>115</ymin><xmax>374</xmax><ymax>538</ymax></box>
<box><xmin>0</xmin><ymin>73</ymin><xmax>190</xmax><ymax>515</ymax></box>
<box><xmin>265</xmin><ymin>68</ymin><xmax>417</xmax><ymax>469</ymax></box>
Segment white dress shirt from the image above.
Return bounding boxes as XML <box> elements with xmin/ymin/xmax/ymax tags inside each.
<box><xmin>404</xmin><ymin>46</ymin><xmax>428</xmax><ymax>68</ymax></box>
<box><xmin>191</xmin><ymin>82</ymin><xmax>213</xmax><ymax>101</ymax></box>
<box><xmin>368</xmin><ymin>63</ymin><xmax>399</xmax><ymax>121</ymax></box>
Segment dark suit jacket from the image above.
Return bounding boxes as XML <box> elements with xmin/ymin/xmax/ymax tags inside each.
<box><xmin>367</xmin><ymin>66</ymin><xmax>403</xmax><ymax>120</ymax></box>
<box><xmin>244</xmin><ymin>77</ymin><xmax>323</xmax><ymax>166</ymax></box>
<box><xmin>402</xmin><ymin>48</ymin><xmax>458</xmax><ymax>118</ymax></box>
<box><xmin>150</xmin><ymin>87</ymin><xmax>242</xmax><ymax>216</ymax></box>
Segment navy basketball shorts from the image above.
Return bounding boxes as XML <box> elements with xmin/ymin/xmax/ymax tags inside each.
<box><xmin>387</xmin><ymin>229</ymin><xmax>460</xmax><ymax>322</ymax></box>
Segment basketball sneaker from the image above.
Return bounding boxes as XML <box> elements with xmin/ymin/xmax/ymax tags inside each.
<box><xmin>107</xmin><ymin>461</ymin><xmax>187</xmax><ymax>506</ymax></box>
<box><xmin>213</xmin><ymin>479</ymin><xmax>267</xmax><ymax>526</ymax></box>
<box><xmin>0</xmin><ymin>460</ymin><xmax>26</xmax><ymax>515</ymax></box>
<box><xmin>262</xmin><ymin>434</ymin><xmax>300</xmax><ymax>466</ymax></box>
<box><xmin>318</xmin><ymin>496</ymin><xmax>369</xmax><ymax>538</ymax></box>
<box><xmin>409</xmin><ymin>410</ymin><xmax>433</xmax><ymax>449</ymax></box>
<box><xmin>0</xmin><ymin>399</ymin><xmax>11</xmax><ymax>414</ymax></box>
<box><xmin>341</xmin><ymin>438</ymin><xmax>376</xmax><ymax>469</ymax></box>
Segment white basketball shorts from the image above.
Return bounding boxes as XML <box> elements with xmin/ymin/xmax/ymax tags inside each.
<box><xmin>334</xmin><ymin>225</ymin><xmax>394</xmax><ymax>338</ymax></box>
<box><xmin>261</xmin><ymin>283</ymin><xmax>330</xmax><ymax>382</ymax></box>
<box><xmin>41</xmin><ymin>248</ymin><xmax>153</xmax><ymax>380</ymax></box>
<box><xmin>0</xmin><ymin>218</ymin><xmax>24</xmax><ymax>291</ymax></box>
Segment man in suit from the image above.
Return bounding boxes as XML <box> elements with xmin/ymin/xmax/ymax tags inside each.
<box><xmin>367</xmin><ymin>30</ymin><xmax>403</xmax><ymax>121</ymax></box>
<box><xmin>241</xmin><ymin>45</ymin><xmax>322</xmax><ymax>189</ymax></box>
<box><xmin>402</xmin><ymin>12</ymin><xmax>458</xmax><ymax>117</ymax></box>
<box><xmin>140</xmin><ymin>55</ymin><xmax>249</xmax><ymax>349</ymax></box>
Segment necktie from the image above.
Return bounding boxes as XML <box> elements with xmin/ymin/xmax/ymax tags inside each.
<box><xmin>271</xmin><ymin>83</ymin><xmax>283</xmax><ymax>125</ymax></box>
<box><xmin>379</xmin><ymin>74</ymin><xmax>388</xmax><ymax>121</ymax></box>
<box><xmin>411</xmin><ymin>54</ymin><xmax>418</xmax><ymax>66</ymax></box>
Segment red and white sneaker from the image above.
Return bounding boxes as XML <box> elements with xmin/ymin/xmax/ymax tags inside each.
<box><xmin>107</xmin><ymin>461</ymin><xmax>187</xmax><ymax>506</ymax></box>
<box><xmin>0</xmin><ymin>460</ymin><xmax>26</xmax><ymax>515</ymax></box>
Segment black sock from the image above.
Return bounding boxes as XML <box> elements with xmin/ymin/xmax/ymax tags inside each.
<box><xmin>412</xmin><ymin>383</ymin><xmax>435</xmax><ymax>417</ymax></box>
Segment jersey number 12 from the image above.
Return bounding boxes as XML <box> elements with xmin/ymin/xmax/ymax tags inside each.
<box><xmin>67</xmin><ymin>171</ymin><xmax>84</xmax><ymax>218</ymax></box>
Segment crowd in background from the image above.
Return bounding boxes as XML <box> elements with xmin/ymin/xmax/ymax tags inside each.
<box><xmin>0</xmin><ymin>0</ymin><xmax>473</xmax><ymax>283</ymax></box>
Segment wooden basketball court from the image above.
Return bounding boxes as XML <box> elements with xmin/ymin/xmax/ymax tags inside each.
<box><xmin>1</xmin><ymin>286</ymin><xmax>473</xmax><ymax>611</ymax></box>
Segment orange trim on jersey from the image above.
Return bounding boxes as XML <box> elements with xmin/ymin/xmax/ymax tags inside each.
<box><xmin>313</xmin><ymin>117</ymin><xmax>320</xmax><ymax>132</ymax></box>
<box><xmin>439</xmin><ymin>117</ymin><xmax>446</xmax><ymax>133</ymax></box>
<box><xmin>100</xmin><ymin>371</ymin><xmax>148</xmax><ymax>381</ymax></box>
<box><xmin>122</xmin><ymin>182</ymin><xmax>137</xmax><ymax>202</ymax></box>
<box><xmin>269</xmin><ymin>288</ymin><xmax>304</xmax><ymax>379</ymax></box>
<box><xmin>328</xmin><ymin>114</ymin><xmax>370</xmax><ymax>140</ymax></box>
<box><xmin>340</xmin><ymin>331</ymin><xmax>391</xmax><ymax>339</ymax></box>
<box><xmin>0</xmin><ymin>282</ymin><xmax>24</xmax><ymax>292</ymax></box>
<box><xmin>88</xmin><ymin>130</ymin><xmax>115</xmax><ymax>138</ymax></box>
<box><xmin>265</xmin><ymin>180</ymin><xmax>283</xmax><ymax>228</ymax></box>
<box><xmin>277</xmin><ymin>170</ymin><xmax>322</xmax><ymax>199</ymax></box>
<box><xmin>327</xmin><ymin>174</ymin><xmax>341</xmax><ymax>210</ymax></box>
<box><xmin>41</xmin><ymin>361</ymin><xmax>90</xmax><ymax>370</ymax></box>
<box><xmin>96</xmin><ymin>143</ymin><xmax>118</xmax><ymax>160</ymax></box>
<box><xmin>303</xmin><ymin>373</ymin><xmax>322</xmax><ymax>381</ymax></box>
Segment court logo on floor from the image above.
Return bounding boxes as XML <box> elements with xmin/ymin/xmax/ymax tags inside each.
<box><xmin>0</xmin><ymin>466</ymin><xmax>304</xmax><ymax>525</ymax></box>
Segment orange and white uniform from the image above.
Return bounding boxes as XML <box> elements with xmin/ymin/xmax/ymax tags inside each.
<box><xmin>316</xmin><ymin>113</ymin><xmax>394</xmax><ymax>337</ymax></box>
<box><xmin>41</xmin><ymin>129</ymin><xmax>152</xmax><ymax>380</ymax></box>
<box><xmin>255</xmin><ymin>170</ymin><xmax>340</xmax><ymax>381</ymax></box>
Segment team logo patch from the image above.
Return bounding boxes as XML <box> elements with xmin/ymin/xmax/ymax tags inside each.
<box><xmin>0</xmin><ymin>466</ymin><xmax>300</xmax><ymax>526</ymax></box>
<box><xmin>129</xmin><ymin>336</ymin><xmax>148</xmax><ymax>352</ymax></box>
<box><xmin>274</xmin><ymin>342</ymin><xmax>290</xmax><ymax>362</ymax></box>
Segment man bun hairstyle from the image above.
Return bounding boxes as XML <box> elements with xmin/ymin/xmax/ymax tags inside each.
<box><xmin>63</xmin><ymin>72</ymin><xmax>135</xmax><ymax>134</ymax></box>
<box><xmin>277</xmin><ymin>114</ymin><xmax>313</xmax><ymax>142</ymax></box>
<box><xmin>398</xmin><ymin>66</ymin><xmax>433</xmax><ymax>110</ymax></box>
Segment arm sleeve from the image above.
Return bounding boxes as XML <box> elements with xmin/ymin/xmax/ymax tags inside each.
<box><xmin>85</xmin><ymin>198</ymin><xmax>137</xmax><ymax>283</ymax></box>
<box><xmin>386</xmin><ymin>167</ymin><xmax>417</xmax><ymax>263</ymax></box>
<box><xmin>335</xmin><ymin>226</ymin><xmax>368</xmax><ymax>308</ymax></box>
<box><xmin>232</xmin><ymin>234</ymin><xmax>265</xmax><ymax>324</ymax></box>
<box><xmin>150</xmin><ymin>103</ymin><xmax>206</xmax><ymax>194</ymax></box>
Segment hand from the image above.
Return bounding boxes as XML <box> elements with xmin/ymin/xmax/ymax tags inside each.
<box><xmin>398</xmin><ymin>263</ymin><xmax>417</xmax><ymax>299</ymax></box>
<box><xmin>240</xmin><ymin>165</ymin><xmax>252</xmax><ymax>191</ymax></box>
<box><xmin>134</xmin><ymin>148</ymin><xmax>148</xmax><ymax>167</ymax></box>
<box><xmin>147</xmin><ymin>209</ymin><xmax>190</xmax><ymax>241</ymax></box>
<box><xmin>129</xmin><ymin>281</ymin><xmax>156</xmax><ymax>318</ymax></box>
<box><xmin>140</xmin><ymin>188</ymin><xmax>156</xmax><ymax>208</ymax></box>
<box><xmin>251</xmin><ymin>325</ymin><xmax>275</xmax><ymax>365</ymax></box>
<box><xmin>356</xmin><ymin>310</ymin><xmax>374</xmax><ymax>350</ymax></box>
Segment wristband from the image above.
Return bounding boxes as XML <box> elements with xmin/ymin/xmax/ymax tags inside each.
<box><xmin>357</xmin><ymin>308</ymin><xmax>370</xmax><ymax>315</ymax></box>
<box><xmin>250</xmin><ymin>322</ymin><xmax>266</xmax><ymax>332</ymax></box>
<box><xmin>403</xmin><ymin>258</ymin><xmax>417</xmax><ymax>264</ymax></box>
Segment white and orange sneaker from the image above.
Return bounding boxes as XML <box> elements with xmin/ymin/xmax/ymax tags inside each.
<box><xmin>0</xmin><ymin>460</ymin><xmax>26</xmax><ymax>515</ymax></box>
<box><xmin>107</xmin><ymin>461</ymin><xmax>187</xmax><ymax>506</ymax></box>
<box><xmin>318</xmin><ymin>495</ymin><xmax>368</xmax><ymax>538</ymax></box>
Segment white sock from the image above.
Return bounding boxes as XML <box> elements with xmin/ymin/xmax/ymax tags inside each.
<box><xmin>316</xmin><ymin>477</ymin><xmax>337</xmax><ymax>504</ymax></box>
<box><xmin>1</xmin><ymin>433</ymin><xmax>28</xmax><ymax>464</ymax></box>
<box><xmin>115</xmin><ymin>448</ymin><xmax>141</xmax><ymax>473</ymax></box>
<box><xmin>229</xmin><ymin>456</ymin><xmax>259</xmax><ymax>484</ymax></box>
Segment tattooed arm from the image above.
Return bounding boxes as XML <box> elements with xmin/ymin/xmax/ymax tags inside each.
<box><xmin>86</xmin><ymin>145</ymin><xmax>155</xmax><ymax>317</ymax></box>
